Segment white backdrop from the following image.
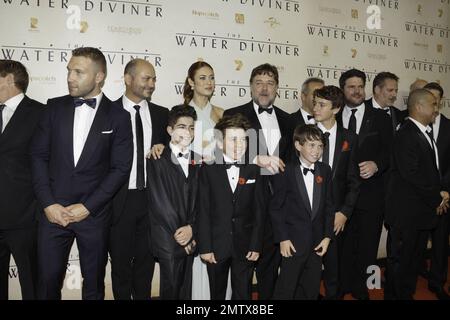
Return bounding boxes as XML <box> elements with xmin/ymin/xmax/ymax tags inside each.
<box><xmin>1</xmin><ymin>0</ymin><xmax>449</xmax><ymax>299</ymax></box>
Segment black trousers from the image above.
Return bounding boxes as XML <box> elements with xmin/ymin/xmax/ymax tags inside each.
<box><xmin>387</xmin><ymin>226</ymin><xmax>429</xmax><ymax>300</ymax></box>
<box><xmin>273</xmin><ymin>250</ymin><xmax>322</xmax><ymax>300</ymax></box>
<box><xmin>0</xmin><ymin>226</ymin><xmax>37</xmax><ymax>300</ymax></box>
<box><xmin>109</xmin><ymin>190</ymin><xmax>154</xmax><ymax>300</ymax></box>
<box><xmin>159</xmin><ymin>254</ymin><xmax>193</xmax><ymax>300</ymax></box>
<box><xmin>207</xmin><ymin>256</ymin><xmax>254</xmax><ymax>300</ymax></box>
<box><xmin>322</xmin><ymin>231</ymin><xmax>345</xmax><ymax>299</ymax></box>
<box><xmin>429</xmin><ymin>214</ymin><xmax>449</xmax><ymax>290</ymax></box>
<box><xmin>37</xmin><ymin>213</ymin><xmax>110</xmax><ymax>300</ymax></box>
<box><xmin>340</xmin><ymin>206</ymin><xmax>384</xmax><ymax>298</ymax></box>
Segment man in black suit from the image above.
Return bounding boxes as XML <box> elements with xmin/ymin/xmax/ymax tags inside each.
<box><xmin>336</xmin><ymin>69</ymin><xmax>392</xmax><ymax>299</ymax></box>
<box><xmin>148</xmin><ymin>105</ymin><xmax>199</xmax><ymax>300</ymax></box>
<box><xmin>198</xmin><ymin>113</ymin><xmax>268</xmax><ymax>300</ymax></box>
<box><xmin>0</xmin><ymin>60</ymin><xmax>44</xmax><ymax>299</ymax></box>
<box><xmin>109</xmin><ymin>59</ymin><xmax>168</xmax><ymax>300</ymax></box>
<box><xmin>290</xmin><ymin>77</ymin><xmax>325</xmax><ymax>127</ymax></box>
<box><xmin>366</xmin><ymin>72</ymin><xmax>405</xmax><ymax>132</ymax></box>
<box><xmin>270</xmin><ymin>124</ymin><xmax>334</xmax><ymax>299</ymax></box>
<box><xmin>422</xmin><ymin>82</ymin><xmax>450</xmax><ymax>299</ymax></box>
<box><xmin>223</xmin><ymin>63</ymin><xmax>290</xmax><ymax>299</ymax></box>
<box><xmin>312</xmin><ymin>86</ymin><xmax>360</xmax><ymax>299</ymax></box>
<box><xmin>30</xmin><ymin>47</ymin><xmax>133</xmax><ymax>300</ymax></box>
<box><xmin>385</xmin><ymin>89</ymin><xmax>449</xmax><ymax>300</ymax></box>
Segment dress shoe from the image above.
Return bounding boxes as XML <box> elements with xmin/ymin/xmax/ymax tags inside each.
<box><xmin>428</xmin><ymin>286</ymin><xmax>450</xmax><ymax>300</ymax></box>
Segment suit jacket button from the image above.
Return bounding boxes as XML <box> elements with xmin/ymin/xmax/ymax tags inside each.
<box><xmin>232</xmin><ymin>218</ymin><xmax>235</xmax><ymax>222</ymax></box>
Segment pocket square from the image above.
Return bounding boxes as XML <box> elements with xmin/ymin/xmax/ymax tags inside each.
<box><xmin>101</xmin><ymin>130</ymin><xmax>113</xmax><ymax>134</ymax></box>
<box><xmin>246</xmin><ymin>179</ymin><xmax>256</xmax><ymax>184</ymax></box>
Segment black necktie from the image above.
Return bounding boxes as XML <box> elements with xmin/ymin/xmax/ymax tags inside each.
<box><xmin>322</xmin><ymin>132</ymin><xmax>330</xmax><ymax>166</ymax></box>
<box><xmin>302</xmin><ymin>167</ymin><xmax>315</xmax><ymax>176</ymax></box>
<box><xmin>348</xmin><ymin>108</ymin><xmax>357</xmax><ymax>134</ymax></box>
<box><xmin>258</xmin><ymin>106</ymin><xmax>273</xmax><ymax>114</ymax></box>
<box><xmin>383</xmin><ymin>108</ymin><xmax>390</xmax><ymax>116</ymax></box>
<box><xmin>134</xmin><ymin>105</ymin><xmax>145</xmax><ymax>190</ymax></box>
<box><xmin>224</xmin><ymin>161</ymin><xmax>239</xmax><ymax>169</ymax></box>
<box><xmin>0</xmin><ymin>104</ymin><xmax>5</xmax><ymax>134</ymax></box>
<box><xmin>307</xmin><ymin>114</ymin><xmax>314</xmax><ymax>121</ymax></box>
<box><xmin>74</xmin><ymin>98</ymin><xmax>96</xmax><ymax>108</ymax></box>
<box><xmin>177</xmin><ymin>152</ymin><xmax>189</xmax><ymax>159</ymax></box>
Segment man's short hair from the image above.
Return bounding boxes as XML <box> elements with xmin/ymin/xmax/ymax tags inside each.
<box><xmin>301</xmin><ymin>77</ymin><xmax>325</xmax><ymax>94</ymax></box>
<box><xmin>293</xmin><ymin>124</ymin><xmax>326</xmax><ymax>146</ymax></box>
<box><xmin>424</xmin><ymin>82</ymin><xmax>444</xmax><ymax>99</ymax></box>
<box><xmin>0</xmin><ymin>60</ymin><xmax>29</xmax><ymax>93</ymax></box>
<box><xmin>407</xmin><ymin>88</ymin><xmax>434</xmax><ymax>112</ymax></box>
<box><xmin>214</xmin><ymin>113</ymin><xmax>251</xmax><ymax>142</ymax></box>
<box><xmin>313</xmin><ymin>85</ymin><xmax>344</xmax><ymax>110</ymax></box>
<box><xmin>250</xmin><ymin>63</ymin><xmax>279</xmax><ymax>85</ymax></box>
<box><xmin>168</xmin><ymin>104</ymin><xmax>197</xmax><ymax>127</ymax></box>
<box><xmin>372</xmin><ymin>72</ymin><xmax>399</xmax><ymax>93</ymax></box>
<box><xmin>72</xmin><ymin>47</ymin><xmax>107</xmax><ymax>76</ymax></box>
<box><xmin>339</xmin><ymin>68</ymin><xmax>366</xmax><ymax>89</ymax></box>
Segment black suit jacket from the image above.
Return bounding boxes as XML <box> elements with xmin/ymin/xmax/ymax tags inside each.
<box><xmin>337</xmin><ymin>102</ymin><xmax>392</xmax><ymax>209</ymax></box>
<box><xmin>111</xmin><ymin>97</ymin><xmax>169</xmax><ymax>224</ymax></box>
<box><xmin>329</xmin><ymin>126</ymin><xmax>360</xmax><ymax>219</ymax></box>
<box><xmin>147</xmin><ymin>147</ymin><xmax>200</xmax><ymax>259</ymax></box>
<box><xmin>270</xmin><ymin>161</ymin><xmax>334</xmax><ymax>256</ymax></box>
<box><xmin>0</xmin><ymin>96</ymin><xmax>45</xmax><ymax>229</ymax></box>
<box><xmin>385</xmin><ymin>119</ymin><xmax>444</xmax><ymax>230</ymax></box>
<box><xmin>30</xmin><ymin>94</ymin><xmax>133</xmax><ymax>217</ymax></box>
<box><xmin>365</xmin><ymin>98</ymin><xmax>406</xmax><ymax>134</ymax></box>
<box><xmin>223</xmin><ymin>101</ymin><xmax>291</xmax><ymax>162</ymax></box>
<box><xmin>197</xmin><ymin>163</ymin><xmax>268</xmax><ymax>261</ymax></box>
<box><xmin>437</xmin><ymin>114</ymin><xmax>450</xmax><ymax>188</ymax></box>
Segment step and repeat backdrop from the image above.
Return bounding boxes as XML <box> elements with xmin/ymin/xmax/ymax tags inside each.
<box><xmin>1</xmin><ymin>0</ymin><xmax>449</xmax><ymax>299</ymax></box>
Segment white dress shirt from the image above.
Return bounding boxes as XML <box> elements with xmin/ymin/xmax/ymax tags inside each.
<box><xmin>1</xmin><ymin>93</ymin><xmax>24</xmax><ymax>133</ymax></box>
<box><xmin>190</xmin><ymin>100</ymin><xmax>216</xmax><ymax>159</ymax></box>
<box><xmin>300</xmin><ymin>107</ymin><xmax>316</xmax><ymax>124</ymax></box>
<box><xmin>432</xmin><ymin>113</ymin><xmax>441</xmax><ymax>142</ymax></box>
<box><xmin>253</xmin><ymin>102</ymin><xmax>282</xmax><ymax>156</ymax></box>
<box><xmin>409</xmin><ymin>117</ymin><xmax>439</xmax><ymax>170</ymax></box>
<box><xmin>342</xmin><ymin>103</ymin><xmax>365</xmax><ymax>135</ymax></box>
<box><xmin>299</xmin><ymin>159</ymin><xmax>315</xmax><ymax>209</ymax></box>
<box><xmin>170</xmin><ymin>143</ymin><xmax>190</xmax><ymax>178</ymax></box>
<box><xmin>317</xmin><ymin>122</ymin><xmax>337</xmax><ymax>169</ymax></box>
<box><xmin>224</xmin><ymin>154</ymin><xmax>240</xmax><ymax>193</ymax></box>
<box><xmin>371</xmin><ymin>97</ymin><xmax>390</xmax><ymax>115</ymax></box>
<box><xmin>73</xmin><ymin>93</ymin><xmax>102</xmax><ymax>166</ymax></box>
<box><xmin>122</xmin><ymin>96</ymin><xmax>153</xmax><ymax>189</ymax></box>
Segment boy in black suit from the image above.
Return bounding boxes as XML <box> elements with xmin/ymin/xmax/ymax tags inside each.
<box><xmin>270</xmin><ymin>124</ymin><xmax>334</xmax><ymax>299</ymax></box>
<box><xmin>197</xmin><ymin>113</ymin><xmax>268</xmax><ymax>300</ymax></box>
<box><xmin>147</xmin><ymin>105</ymin><xmax>200</xmax><ymax>299</ymax></box>
<box><xmin>312</xmin><ymin>86</ymin><xmax>360</xmax><ymax>299</ymax></box>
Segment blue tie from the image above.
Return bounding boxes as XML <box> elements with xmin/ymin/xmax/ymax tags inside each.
<box><xmin>74</xmin><ymin>98</ymin><xmax>96</xmax><ymax>108</ymax></box>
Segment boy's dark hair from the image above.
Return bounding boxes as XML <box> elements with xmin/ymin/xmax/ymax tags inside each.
<box><xmin>293</xmin><ymin>124</ymin><xmax>326</xmax><ymax>146</ymax></box>
<box><xmin>372</xmin><ymin>71</ymin><xmax>399</xmax><ymax>93</ymax></box>
<box><xmin>214</xmin><ymin>113</ymin><xmax>251</xmax><ymax>142</ymax></box>
<box><xmin>313</xmin><ymin>85</ymin><xmax>345</xmax><ymax>110</ymax></box>
<box><xmin>250</xmin><ymin>63</ymin><xmax>279</xmax><ymax>85</ymax></box>
<box><xmin>339</xmin><ymin>68</ymin><xmax>366</xmax><ymax>89</ymax></box>
<box><xmin>168</xmin><ymin>104</ymin><xmax>197</xmax><ymax>127</ymax></box>
<box><xmin>424</xmin><ymin>82</ymin><xmax>444</xmax><ymax>99</ymax></box>
<box><xmin>72</xmin><ymin>47</ymin><xmax>107</xmax><ymax>76</ymax></box>
<box><xmin>0</xmin><ymin>59</ymin><xmax>29</xmax><ymax>93</ymax></box>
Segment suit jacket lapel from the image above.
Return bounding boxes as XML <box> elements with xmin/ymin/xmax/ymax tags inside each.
<box><xmin>294</xmin><ymin>164</ymin><xmax>312</xmax><ymax>216</ymax></box>
<box><xmin>61</xmin><ymin>96</ymin><xmax>76</xmax><ymax>168</ymax></box>
<box><xmin>75</xmin><ymin>97</ymin><xmax>110</xmax><ymax>170</ymax></box>
<box><xmin>389</xmin><ymin>106</ymin><xmax>398</xmax><ymax>132</ymax></box>
<box><xmin>332</xmin><ymin>126</ymin><xmax>344</xmax><ymax>176</ymax></box>
<box><xmin>148</xmin><ymin>102</ymin><xmax>159</xmax><ymax>146</ymax></box>
<box><xmin>358</xmin><ymin>104</ymin><xmax>372</xmax><ymax>147</ymax></box>
<box><xmin>312</xmin><ymin>165</ymin><xmax>322</xmax><ymax>220</ymax></box>
<box><xmin>0</xmin><ymin>96</ymin><xmax>30</xmax><ymax>143</ymax></box>
<box><xmin>233</xmin><ymin>165</ymin><xmax>248</xmax><ymax>199</ymax></box>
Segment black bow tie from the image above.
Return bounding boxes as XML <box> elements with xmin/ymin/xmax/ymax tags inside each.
<box><xmin>224</xmin><ymin>162</ymin><xmax>241</xmax><ymax>169</ymax></box>
<box><xmin>177</xmin><ymin>152</ymin><xmax>189</xmax><ymax>159</ymax></box>
<box><xmin>307</xmin><ymin>114</ymin><xmax>314</xmax><ymax>120</ymax></box>
<box><xmin>258</xmin><ymin>107</ymin><xmax>273</xmax><ymax>114</ymax></box>
<box><xmin>74</xmin><ymin>98</ymin><xmax>96</xmax><ymax>109</ymax></box>
<box><xmin>302</xmin><ymin>167</ymin><xmax>315</xmax><ymax>176</ymax></box>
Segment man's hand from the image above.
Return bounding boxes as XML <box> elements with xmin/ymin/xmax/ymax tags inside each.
<box><xmin>65</xmin><ymin>203</ymin><xmax>90</xmax><ymax>223</ymax></box>
<box><xmin>255</xmin><ymin>155</ymin><xmax>285</xmax><ymax>174</ymax></box>
<box><xmin>280</xmin><ymin>240</ymin><xmax>296</xmax><ymax>258</ymax></box>
<box><xmin>437</xmin><ymin>191</ymin><xmax>450</xmax><ymax>215</ymax></box>
<box><xmin>44</xmin><ymin>204</ymin><xmax>72</xmax><ymax>227</ymax></box>
<box><xmin>359</xmin><ymin>161</ymin><xmax>378</xmax><ymax>179</ymax></box>
<box><xmin>334</xmin><ymin>211</ymin><xmax>348</xmax><ymax>235</ymax></box>
<box><xmin>174</xmin><ymin>225</ymin><xmax>193</xmax><ymax>246</ymax></box>
<box><xmin>147</xmin><ymin>144</ymin><xmax>165</xmax><ymax>160</ymax></box>
<box><xmin>200</xmin><ymin>252</ymin><xmax>217</xmax><ymax>264</ymax></box>
<box><xmin>314</xmin><ymin>238</ymin><xmax>331</xmax><ymax>256</ymax></box>
<box><xmin>246</xmin><ymin>251</ymin><xmax>260</xmax><ymax>261</ymax></box>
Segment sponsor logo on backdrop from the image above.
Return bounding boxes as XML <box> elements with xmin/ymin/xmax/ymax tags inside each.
<box><xmin>192</xmin><ymin>9</ymin><xmax>219</xmax><ymax>20</ymax></box>
<box><xmin>223</xmin><ymin>0</ymin><xmax>301</xmax><ymax>13</ymax></box>
<box><xmin>404</xmin><ymin>21</ymin><xmax>449</xmax><ymax>39</ymax></box>
<box><xmin>353</xmin><ymin>0</ymin><xmax>399</xmax><ymax>10</ymax></box>
<box><xmin>413</xmin><ymin>42</ymin><xmax>429</xmax><ymax>50</ymax></box>
<box><xmin>306</xmin><ymin>65</ymin><xmax>378</xmax><ymax>82</ymax></box>
<box><xmin>367</xmin><ymin>52</ymin><xmax>387</xmax><ymax>60</ymax></box>
<box><xmin>235</xmin><ymin>13</ymin><xmax>245</xmax><ymax>24</ymax></box>
<box><xmin>264</xmin><ymin>17</ymin><xmax>280</xmax><ymax>28</ymax></box>
<box><xmin>351</xmin><ymin>48</ymin><xmax>358</xmax><ymax>58</ymax></box>
<box><xmin>323</xmin><ymin>45</ymin><xmax>329</xmax><ymax>56</ymax></box>
<box><xmin>31</xmin><ymin>75</ymin><xmax>57</xmax><ymax>85</ymax></box>
<box><xmin>404</xmin><ymin>58</ymin><xmax>449</xmax><ymax>73</ymax></box>
<box><xmin>319</xmin><ymin>5</ymin><xmax>342</xmax><ymax>14</ymax></box>
<box><xmin>29</xmin><ymin>17</ymin><xmax>39</xmax><ymax>32</ymax></box>
<box><xmin>234</xmin><ymin>60</ymin><xmax>243</xmax><ymax>70</ymax></box>
<box><xmin>437</xmin><ymin>44</ymin><xmax>443</xmax><ymax>53</ymax></box>
<box><xmin>438</xmin><ymin>8</ymin><xmax>444</xmax><ymax>18</ymax></box>
<box><xmin>174</xmin><ymin>81</ymin><xmax>298</xmax><ymax>101</ymax></box>
<box><xmin>307</xmin><ymin>23</ymin><xmax>398</xmax><ymax>47</ymax></box>
<box><xmin>107</xmin><ymin>26</ymin><xmax>142</xmax><ymax>35</ymax></box>
<box><xmin>351</xmin><ymin>9</ymin><xmax>358</xmax><ymax>18</ymax></box>
<box><xmin>175</xmin><ymin>32</ymin><xmax>300</xmax><ymax>56</ymax></box>
<box><xmin>1</xmin><ymin>0</ymin><xmax>163</xmax><ymax>17</ymax></box>
<box><xmin>417</xmin><ymin>4</ymin><xmax>422</xmax><ymax>14</ymax></box>
<box><xmin>0</xmin><ymin>44</ymin><xmax>162</xmax><ymax>67</ymax></box>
